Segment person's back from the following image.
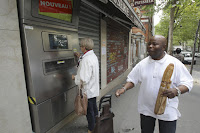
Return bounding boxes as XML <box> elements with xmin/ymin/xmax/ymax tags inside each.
<box><xmin>174</xmin><ymin>48</ymin><xmax>184</xmax><ymax>62</ymax></box>
<box><xmin>72</xmin><ymin>37</ymin><xmax>99</xmax><ymax>133</ymax></box>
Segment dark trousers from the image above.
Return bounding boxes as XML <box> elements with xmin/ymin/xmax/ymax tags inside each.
<box><xmin>86</xmin><ymin>97</ymin><xmax>98</xmax><ymax>131</ymax></box>
<box><xmin>140</xmin><ymin>114</ymin><xmax>177</xmax><ymax>133</ymax></box>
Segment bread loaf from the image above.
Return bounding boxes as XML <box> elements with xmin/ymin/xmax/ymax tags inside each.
<box><xmin>154</xmin><ymin>63</ymin><xmax>174</xmax><ymax>115</ymax></box>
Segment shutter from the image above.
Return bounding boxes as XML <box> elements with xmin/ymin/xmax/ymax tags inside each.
<box><xmin>78</xmin><ymin>1</ymin><xmax>100</xmax><ymax>58</ymax></box>
<box><xmin>78</xmin><ymin>1</ymin><xmax>101</xmax><ymax>85</ymax></box>
<box><xmin>106</xmin><ymin>18</ymin><xmax>129</xmax><ymax>84</ymax></box>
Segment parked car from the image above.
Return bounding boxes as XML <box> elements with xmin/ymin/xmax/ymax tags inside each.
<box><xmin>195</xmin><ymin>52</ymin><xmax>200</xmax><ymax>57</ymax></box>
<box><xmin>182</xmin><ymin>52</ymin><xmax>196</xmax><ymax>64</ymax></box>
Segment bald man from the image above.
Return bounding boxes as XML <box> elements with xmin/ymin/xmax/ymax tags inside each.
<box><xmin>116</xmin><ymin>35</ymin><xmax>193</xmax><ymax>133</ymax></box>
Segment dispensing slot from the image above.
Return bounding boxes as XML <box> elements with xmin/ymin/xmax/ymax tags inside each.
<box><xmin>44</xmin><ymin>58</ymin><xmax>75</xmax><ymax>74</ymax></box>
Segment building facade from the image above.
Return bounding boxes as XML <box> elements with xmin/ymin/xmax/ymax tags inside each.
<box><xmin>0</xmin><ymin>0</ymin><xmax>146</xmax><ymax>133</ymax></box>
<box><xmin>129</xmin><ymin>5</ymin><xmax>154</xmax><ymax>64</ymax></box>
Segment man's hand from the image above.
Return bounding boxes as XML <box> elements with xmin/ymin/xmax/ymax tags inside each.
<box><xmin>115</xmin><ymin>82</ymin><xmax>134</xmax><ymax>97</ymax></box>
<box><xmin>115</xmin><ymin>88</ymin><xmax>125</xmax><ymax>97</ymax></box>
<box><xmin>162</xmin><ymin>88</ymin><xmax>178</xmax><ymax>99</ymax></box>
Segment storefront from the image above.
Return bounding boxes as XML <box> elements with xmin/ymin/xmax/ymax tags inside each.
<box><xmin>131</xmin><ymin>32</ymin><xmax>146</xmax><ymax>64</ymax></box>
<box><xmin>80</xmin><ymin>0</ymin><xmax>146</xmax><ymax>90</ymax></box>
<box><xmin>78</xmin><ymin>2</ymin><xmax>101</xmax><ymax>58</ymax></box>
<box><xmin>0</xmin><ymin>0</ymin><xmax>145</xmax><ymax>133</ymax></box>
<box><xmin>106</xmin><ymin>18</ymin><xmax>129</xmax><ymax>83</ymax></box>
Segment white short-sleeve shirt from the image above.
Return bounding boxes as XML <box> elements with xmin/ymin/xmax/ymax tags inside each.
<box><xmin>127</xmin><ymin>53</ymin><xmax>193</xmax><ymax>121</ymax></box>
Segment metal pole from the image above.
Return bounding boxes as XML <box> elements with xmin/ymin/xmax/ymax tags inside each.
<box><xmin>190</xmin><ymin>20</ymin><xmax>200</xmax><ymax>75</ymax></box>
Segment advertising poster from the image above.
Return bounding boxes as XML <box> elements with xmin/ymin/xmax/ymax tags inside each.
<box><xmin>39</xmin><ymin>0</ymin><xmax>73</xmax><ymax>22</ymax></box>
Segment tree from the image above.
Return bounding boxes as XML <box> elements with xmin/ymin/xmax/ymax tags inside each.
<box><xmin>168</xmin><ymin>0</ymin><xmax>177</xmax><ymax>55</ymax></box>
<box><xmin>142</xmin><ymin>0</ymin><xmax>200</xmax><ymax>53</ymax></box>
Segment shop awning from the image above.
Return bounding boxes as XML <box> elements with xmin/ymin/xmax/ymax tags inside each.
<box><xmin>82</xmin><ymin>0</ymin><xmax>146</xmax><ymax>32</ymax></box>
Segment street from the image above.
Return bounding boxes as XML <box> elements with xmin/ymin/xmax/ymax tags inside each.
<box><xmin>192</xmin><ymin>57</ymin><xmax>200</xmax><ymax>72</ymax></box>
<box><xmin>176</xmin><ymin>57</ymin><xmax>200</xmax><ymax>133</ymax></box>
<box><xmin>112</xmin><ymin>63</ymin><xmax>200</xmax><ymax>133</ymax></box>
<box><xmin>57</xmin><ymin>57</ymin><xmax>200</xmax><ymax>133</ymax></box>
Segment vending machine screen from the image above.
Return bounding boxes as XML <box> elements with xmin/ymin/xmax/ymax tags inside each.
<box><xmin>49</xmin><ymin>34</ymin><xmax>68</xmax><ymax>49</ymax></box>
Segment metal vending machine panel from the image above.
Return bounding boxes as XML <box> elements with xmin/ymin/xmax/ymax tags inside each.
<box><xmin>17</xmin><ymin>0</ymin><xmax>81</xmax><ymax>132</ymax></box>
<box><xmin>22</xmin><ymin>25</ymin><xmax>79</xmax><ymax>133</ymax></box>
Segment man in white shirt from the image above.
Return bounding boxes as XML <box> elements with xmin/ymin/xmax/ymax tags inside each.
<box><xmin>115</xmin><ymin>35</ymin><xmax>193</xmax><ymax>133</ymax></box>
<box><xmin>72</xmin><ymin>38</ymin><xmax>99</xmax><ymax>133</ymax></box>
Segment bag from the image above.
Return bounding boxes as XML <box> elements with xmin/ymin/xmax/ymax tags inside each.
<box><xmin>154</xmin><ymin>63</ymin><xmax>174</xmax><ymax>115</ymax></box>
<box><xmin>93</xmin><ymin>95</ymin><xmax>114</xmax><ymax>133</ymax></box>
<box><xmin>74</xmin><ymin>86</ymin><xmax>88</xmax><ymax>115</ymax></box>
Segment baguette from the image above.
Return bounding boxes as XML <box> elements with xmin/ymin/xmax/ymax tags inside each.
<box><xmin>154</xmin><ymin>63</ymin><xmax>174</xmax><ymax>115</ymax></box>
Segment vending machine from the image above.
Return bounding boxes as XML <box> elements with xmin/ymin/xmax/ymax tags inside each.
<box><xmin>17</xmin><ymin>0</ymin><xmax>80</xmax><ymax>132</ymax></box>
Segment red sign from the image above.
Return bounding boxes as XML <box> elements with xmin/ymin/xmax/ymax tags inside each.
<box><xmin>39</xmin><ymin>0</ymin><xmax>72</xmax><ymax>14</ymax></box>
<box><xmin>134</xmin><ymin>0</ymin><xmax>154</xmax><ymax>7</ymax></box>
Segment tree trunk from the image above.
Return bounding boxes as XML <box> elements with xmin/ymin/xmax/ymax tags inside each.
<box><xmin>190</xmin><ymin>20</ymin><xmax>200</xmax><ymax>75</ymax></box>
<box><xmin>167</xmin><ymin>0</ymin><xmax>177</xmax><ymax>55</ymax></box>
<box><xmin>198</xmin><ymin>31</ymin><xmax>200</xmax><ymax>52</ymax></box>
<box><xmin>165</xmin><ymin>28</ymin><xmax>169</xmax><ymax>52</ymax></box>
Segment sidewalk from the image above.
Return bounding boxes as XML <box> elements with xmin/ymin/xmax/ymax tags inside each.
<box><xmin>56</xmin><ymin>68</ymin><xmax>200</xmax><ymax>133</ymax></box>
<box><xmin>56</xmin><ymin>81</ymin><xmax>142</xmax><ymax>133</ymax></box>
<box><xmin>176</xmin><ymin>70</ymin><xmax>200</xmax><ymax>133</ymax></box>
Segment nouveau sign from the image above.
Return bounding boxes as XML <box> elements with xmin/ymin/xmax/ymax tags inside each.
<box><xmin>39</xmin><ymin>0</ymin><xmax>73</xmax><ymax>22</ymax></box>
<box><xmin>134</xmin><ymin>0</ymin><xmax>154</xmax><ymax>7</ymax></box>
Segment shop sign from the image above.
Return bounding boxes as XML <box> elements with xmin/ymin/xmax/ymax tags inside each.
<box><xmin>39</xmin><ymin>0</ymin><xmax>73</xmax><ymax>22</ymax></box>
<box><xmin>134</xmin><ymin>0</ymin><xmax>154</xmax><ymax>7</ymax></box>
<box><xmin>133</xmin><ymin>7</ymin><xmax>142</xmax><ymax>19</ymax></box>
<box><xmin>109</xmin><ymin>0</ymin><xmax>141</xmax><ymax>28</ymax></box>
<box><xmin>110</xmin><ymin>0</ymin><xmax>129</xmax><ymax>16</ymax></box>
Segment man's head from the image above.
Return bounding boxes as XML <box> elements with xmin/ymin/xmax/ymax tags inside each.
<box><xmin>176</xmin><ymin>48</ymin><xmax>181</xmax><ymax>54</ymax></box>
<box><xmin>80</xmin><ymin>37</ymin><xmax>94</xmax><ymax>53</ymax></box>
<box><xmin>147</xmin><ymin>35</ymin><xmax>167</xmax><ymax>60</ymax></box>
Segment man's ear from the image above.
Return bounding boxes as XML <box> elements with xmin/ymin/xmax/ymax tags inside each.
<box><xmin>163</xmin><ymin>44</ymin><xmax>166</xmax><ymax>51</ymax></box>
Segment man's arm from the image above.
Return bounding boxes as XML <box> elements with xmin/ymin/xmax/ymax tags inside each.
<box><xmin>162</xmin><ymin>85</ymin><xmax>189</xmax><ymax>98</ymax></box>
<box><xmin>115</xmin><ymin>82</ymin><xmax>135</xmax><ymax>97</ymax></box>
